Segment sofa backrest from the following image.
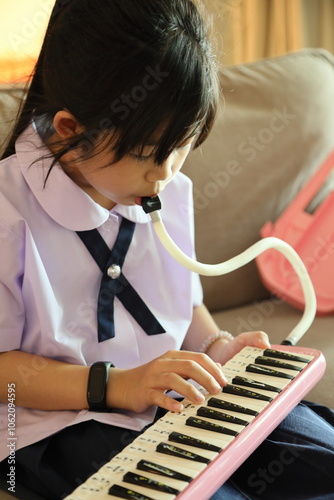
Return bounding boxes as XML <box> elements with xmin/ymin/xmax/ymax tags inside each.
<box><xmin>0</xmin><ymin>84</ymin><xmax>25</xmax><ymax>155</ymax></box>
<box><xmin>183</xmin><ymin>48</ymin><xmax>334</xmax><ymax>312</ymax></box>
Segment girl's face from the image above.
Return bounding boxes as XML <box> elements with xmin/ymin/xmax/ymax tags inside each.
<box><xmin>62</xmin><ymin>134</ymin><xmax>195</xmax><ymax>210</ymax></box>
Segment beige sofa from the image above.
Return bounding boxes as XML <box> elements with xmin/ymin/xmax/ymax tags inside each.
<box><xmin>0</xmin><ymin>47</ymin><xmax>333</xmax><ymax>499</ymax></box>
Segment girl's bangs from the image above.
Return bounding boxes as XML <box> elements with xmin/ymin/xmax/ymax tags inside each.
<box><xmin>107</xmin><ymin>57</ymin><xmax>219</xmax><ymax>165</ymax></box>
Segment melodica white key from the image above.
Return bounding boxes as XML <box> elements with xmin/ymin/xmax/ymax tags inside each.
<box><xmin>64</xmin><ymin>345</ymin><xmax>326</xmax><ymax>500</ymax></box>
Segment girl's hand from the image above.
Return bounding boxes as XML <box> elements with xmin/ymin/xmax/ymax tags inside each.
<box><xmin>206</xmin><ymin>331</ymin><xmax>271</xmax><ymax>366</ymax></box>
<box><xmin>106</xmin><ymin>350</ymin><xmax>228</xmax><ymax>414</ymax></box>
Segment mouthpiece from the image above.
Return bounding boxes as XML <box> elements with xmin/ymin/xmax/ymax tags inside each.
<box><xmin>142</xmin><ymin>196</ymin><xmax>162</xmax><ymax>214</ymax></box>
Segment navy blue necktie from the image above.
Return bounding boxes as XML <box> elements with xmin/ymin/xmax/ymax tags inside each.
<box><xmin>77</xmin><ymin>218</ymin><xmax>166</xmax><ymax>342</ymax></box>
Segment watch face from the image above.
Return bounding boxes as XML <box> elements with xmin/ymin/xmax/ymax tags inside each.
<box><xmin>90</xmin><ymin>364</ymin><xmax>106</xmax><ymax>403</ymax></box>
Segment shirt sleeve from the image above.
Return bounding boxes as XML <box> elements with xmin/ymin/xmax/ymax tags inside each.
<box><xmin>0</xmin><ymin>221</ymin><xmax>25</xmax><ymax>352</ymax></box>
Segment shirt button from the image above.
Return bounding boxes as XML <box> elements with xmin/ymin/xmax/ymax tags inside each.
<box><xmin>107</xmin><ymin>264</ymin><xmax>121</xmax><ymax>279</ymax></box>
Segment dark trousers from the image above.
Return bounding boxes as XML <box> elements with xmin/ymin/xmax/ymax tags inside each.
<box><xmin>1</xmin><ymin>401</ymin><xmax>334</xmax><ymax>500</ymax></box>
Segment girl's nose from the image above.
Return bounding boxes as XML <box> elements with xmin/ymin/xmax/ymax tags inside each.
<box><xmin>146</xmin><ymin>156</ymin><xmax>173</xmax><ymax>183</ymax></box>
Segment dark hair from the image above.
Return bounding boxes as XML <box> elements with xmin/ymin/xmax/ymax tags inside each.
<box><xmin>2</xmin><ymin>0</ymin><xmax>219</xmax><ymax>168</ymax></box>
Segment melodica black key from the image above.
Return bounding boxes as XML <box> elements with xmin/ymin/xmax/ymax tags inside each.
<box><xmin>137</xmin><ymin>459</ymin><xmax>193</xmax><ymax>483</ymax></box>
<box><xmin>156</xmin><ymin>442</ymin><xmax>210</xmax><ymax>464</ymax></box>
<box><xmin>246</xmin><ymin>363</ymin><xmax>294</xmax><ymax>380</ymax></box>
<box><xmin>207</xmin><ymin>397</ymin><xmax>259</xmax><ymax>416</ymax></box>
<box><xmin>168</xmin><ymin>431</ymin><xmax>223</xmax><ymax>453</ymax></box>
<box><xmin>197</xmin><ymin>407</ymin><xmax>249</xmax><ymax>426</ymax></box>
<box><xmin>123</xmin><ymin>471</ymin><xmax>180</xmax><ymax>495</ymax></box>
<box><xmin>255</xmin><ymin>356</ymin><xmax>303</xmax><ymax>372</ymax></box>
<box><xmin>223</xmin><ymin>384</ymin><xmax>273</xmax><ymax>402</ymax></box>
<box><xmin>264</xmin><ymin>349</ymin><xmax>311</xmax><ymax>364</ymax></box>
<box><xmin>108</xmin><ymin>484</ymin><xmax>155</xmax><ymax>500</ymax></box>
<box><xmin>231</xmin><ymin>376</ymin><xmax>281</xmax><ymax>393</ymax></box>
<box><xmin>186</xmin><ymin>416</ymin><xmax>238</xmax><ymax>436</ymax></box>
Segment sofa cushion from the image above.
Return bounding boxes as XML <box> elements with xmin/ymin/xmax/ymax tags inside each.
<box><xmin>183</xmin><ymin>48</ymin><xmax>334</xmax><ymax>312</ymax></box>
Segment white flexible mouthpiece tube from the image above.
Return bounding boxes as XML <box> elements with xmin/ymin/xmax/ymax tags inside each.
<box><xmin>149</xmin><ymin>211</ymin><xmax>317</xmax><ymax>346</ymax></box>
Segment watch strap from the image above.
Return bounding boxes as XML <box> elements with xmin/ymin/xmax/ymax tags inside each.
<box><xmin>87</xmin><ymin>361</ymin><xmax>114</xmax><ymax>412</ymax></box>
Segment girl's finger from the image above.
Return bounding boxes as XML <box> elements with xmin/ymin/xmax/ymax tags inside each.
<box><xmin>154</xmin><ymin>359</ymin><xmax>225</xmax><ymax>398</ymax></box>
<box><xmin>237</xmin><ymin>331</ymin><xmax>271</xmax><ymax>348</ymax></box>
<box><xmin>150</xmin><ymin>390</ymin><xmax>184</xmax><ymax>412</ymax></box>
<box><xmin>161</xmin><ymin>372</ymin><xmax>209</xmax><ymax>404</ymax></box>
<box><xmin>161</xmin><ymin>350</ymin><xmax>227</xmax><ymax>387</ymax></box>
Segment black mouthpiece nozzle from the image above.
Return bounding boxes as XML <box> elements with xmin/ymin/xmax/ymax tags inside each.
<box><xmin>142</xmin><ymin>196</ymin><xmax>162</xmax><ymax>214</ymax></box>
<box><xmin>281</xmin><ymin>340</ymin><xmax>294</xmax><ymax>346</ymax></box>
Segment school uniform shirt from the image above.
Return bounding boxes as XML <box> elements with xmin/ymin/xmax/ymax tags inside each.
<box><xmin>0</xmin><ymin>125</ymin><xmax>203</xmax><ymax>460</ymax></box>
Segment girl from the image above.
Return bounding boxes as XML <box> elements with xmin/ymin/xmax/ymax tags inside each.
<box><xmin>0</xmin><ymin>1</ymin><xmax>333</xmax><ymax>499</ymax></box>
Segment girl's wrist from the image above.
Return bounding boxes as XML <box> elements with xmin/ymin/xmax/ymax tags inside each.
<box><xmin>106</xmin><ymin>367</ymin><xmax>127</xmax><ymax>410</ymax></box>
<box><xmin>199</xmin><ymin>330</ymin><xmax>235</xmax><ymax>355</ymax></box>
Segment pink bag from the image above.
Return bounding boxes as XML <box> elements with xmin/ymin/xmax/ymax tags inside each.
<box><xmin>256</xmin><ymin>150</ymin><xmax>334</xmax><ymax>314</ymax></box>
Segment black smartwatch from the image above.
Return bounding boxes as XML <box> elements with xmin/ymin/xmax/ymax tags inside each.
<box><xmin>87</xmin><ymin>361</ymin><xmax>114</xmax><ymax>411</ymax></box>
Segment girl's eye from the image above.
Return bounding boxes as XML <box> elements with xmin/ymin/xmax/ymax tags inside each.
<box><xmin>130</xmin><ymin>153</ymin><xmax>153</xmax><ymax>163</ymax></box>
<box><xmin>129</xmin><ymin>140</ymin><xmax>193</xmax><ymax>163</ymax></box>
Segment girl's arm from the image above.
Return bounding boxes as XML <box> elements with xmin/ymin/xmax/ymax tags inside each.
<box><xmin>183</xmin><ymin>304</ymin><xmax>271</xmax><ymax>365</ymax></box>
<box><xmin>181</xmin><ymin>303</ymin><xmax>221</xmax><ymax>352</ymax></box>
<box><xmin>0</xmin><ymin>347</ymin><xmax>226</xmax><ymax>414</ymax></box>
<box><xmin>0</xmin><ymin>350</ymin><xmax>90</xmax><ymax>410</ymax></box>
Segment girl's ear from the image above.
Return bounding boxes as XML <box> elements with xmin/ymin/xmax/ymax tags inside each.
<box><xmin>53</xmin><ymin>110</ymin><xmax>84</xmax><ymax>139</ymax></box>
